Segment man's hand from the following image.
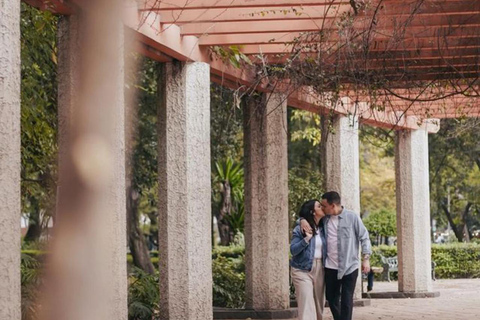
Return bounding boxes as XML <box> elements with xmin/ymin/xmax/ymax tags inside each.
<box><xmin>304</xmin><ymin>230</ymin><xmax>313</xmax><ymax>243</ymax></box>
<box><xmin>362</xmin><ymin>259</ymin><xmax>370</xmax><ymax>274</ymax></box>
<box><xmin>300</xmin><ymin>219</ymin><xmax>312</xmax><ymax>234</ymax></box>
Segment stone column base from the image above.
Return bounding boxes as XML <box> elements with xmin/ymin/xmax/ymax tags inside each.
<box><xmin>363</xmin><ymin>291</ymin><xmax>440</xmax><ymax>299</ymax></box>
<box><xmin>213</xmin><ymin>307</ymin><xmax>297</xmax><ymax>320</ymax></box>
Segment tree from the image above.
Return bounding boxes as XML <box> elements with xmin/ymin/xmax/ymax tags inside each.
<box><xmin>363</xmin><ymin>209</ymin><xmax>397</xmax><ymax>245</ymax></box>
<box><xmin>125</xmin><ymin>57</ymin><xmax>159</xmax><ymax>274</ymax></box>
<box><xmin>429</xmin><ymin>118</ymin><xmax>480</xmax><ymax>242</ymax></box>
<box><xmin>210</xmin><ymin>83</ymin><xmax>244</xmax><ymax>165</ymax></box>
<box><xmin>359</xmin><ymin>125</ymin><xmax>396</xmax><ymax>215</ymax></box>
<box><xmin>20</xmin><ymin>4</ymin><xmax>58</xmax><ymax>242</ymax></box>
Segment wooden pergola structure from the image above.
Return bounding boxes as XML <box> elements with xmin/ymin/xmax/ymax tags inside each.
<box><xmin>25</xmin><ymin>0</ymin><xmax>480</xmax><ymax>124</ymax></box>
<box><xmin>1</xmin><ymin>1</ymin><xmax>479</xmax><ymax>320</ymax></box>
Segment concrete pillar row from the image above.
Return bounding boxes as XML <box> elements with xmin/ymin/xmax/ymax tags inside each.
<box><xmin>157</xmin><ymin>61</ymin><xmax>213</xmax><ymax>320</ymax></box>
<box><xmin>244</xmin><ymin>93</ymin><xmax>290</xmax><ymax>310</ymax></box>
<box><xmin>0</xmin><ymin>0</ymin><xmax>21</xmax><ymax>318</ymax></box>
<box><xmin>323</xmin><ymin>114</ymin><xmax>362</xmax><ymax>299</ymax></box>
<box><xmin>395</xmin><ymin>128</ymin><xmax>433</xmax><ymax>293</ymax></box>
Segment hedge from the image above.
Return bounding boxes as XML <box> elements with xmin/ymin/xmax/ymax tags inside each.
<box><xmin>22</xmin><ymin>243</ymin><xmax>480</xmax><ymax>280</ymax></box>
<box><xmin>19</xmin><ymin>243</ymin><xmax>480</xmax><ymax>319</ymax></box>
<box><xmin>372</xmin><ymin>243</ymin><xmax>480</xmax><ymax>279</ymax></box>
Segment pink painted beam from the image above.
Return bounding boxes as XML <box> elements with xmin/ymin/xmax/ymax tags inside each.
<box><xmin>141</xmin><ymin>0</ymin><xmax>349</xmax><ymax>11</ymax></box>
<box><xmin>153</xmin><ymin>5</ymin><xmax>351</xmax><ymax>23</ymax></box>
<box><xmin>141</xmin><ymin>0</ymin><xmax>472</xmax><ymax>11</ymax></box>
<box><xmin>287</xmin><ymin>88</ymin><xmax>442</xmax><ymax>132</ymax></box>
<box><xmin>197</xmin><ymin>24</ymin><xmax>480</xmax><ymax>45</ymax></box>
<box><xmin>152</xmin><ymin>1</ymin><xmax>479</xmax><ymax>23</ymax></box>
<box><xmin>178</xmin><ymin>13</ymin><xmax>480</xmax><ymax>35</ymax></box>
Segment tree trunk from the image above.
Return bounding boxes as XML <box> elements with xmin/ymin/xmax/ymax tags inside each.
<box><xmin>24</xmin><ymin>209</ymin><xmax>42</xmax><ymax>242</ymax></box>
<box><xmin>441</xmin><ymin>203</ymin><xmax>464</xmax><ymax>242</ymax></box>
<box><xmin>462</xmin><ymin>202</ymin><xmax>473</xmax><ymax>242</ymax></box>
<box><xmin>216</xmin><ymin>180</ymin><xmax>233</xmax><ymax>246</ymax></box>
<box><xmin>146</xmin><ymin>210</ymin><xmax>158</xmax><ymax>250</ymax></box>
<box><xmin>127</xmin><ymin>186</ymin><xmax>155</xmax><ymax>274</ymax></box>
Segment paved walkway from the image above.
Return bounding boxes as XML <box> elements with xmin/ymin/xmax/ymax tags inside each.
<box><xmin>324</xmin><ymin>279</ymin><xmax>480</xmax><ymax>320</ymax></box>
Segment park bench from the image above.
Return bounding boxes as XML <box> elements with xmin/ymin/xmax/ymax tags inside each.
<box><xmin>380</xmin><ymin>255</ymin><xmax>436</xmax><ymax>281</ymax></box>
<box><xmin>380</xmin><ymin>255</ymin><xmax>398</xmax><ymax>282</ymax></box>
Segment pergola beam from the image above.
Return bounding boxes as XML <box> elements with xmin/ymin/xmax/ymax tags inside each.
<box><xmin>177</xmin><ymin>13</ymin><xmax>480</xmax><ymax>36</ymax></box>
<box><xmin>152</xmin><ymin>1</ymin><xmax>479</xmax><ymax>24</ymax></box>
<box><xmin>22</xmin><ymin>0</ymin><xmax>480</xmax><ymax>125</ymax></box>
<box><xmin>142</xmin><ymin>0</ymin><xmax>472</xmax><ymax>11</ymax></box>
<box><xmin>287</xmin><ymin>91</ymin><xmax>441</xmax><ymax>132</ymax></box>
<box><xmin>238</xmin><ymin>36</ymin><xmax>480</xmax><ymax>55</ymax></box>
<box><xmin>141</xmin><ymin>0</ymin><xmax>349</xmax><ymax>11</ymax></box>
<box><xmin>197</xmin><ymin>25</ymin><xmax>480</xmax><ymax>45</ymax></box>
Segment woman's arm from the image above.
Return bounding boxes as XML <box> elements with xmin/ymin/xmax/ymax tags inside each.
<box><xmin>290</xmin><ymin>227</ymin><xmax>310</xmax><ymax>256</ymax></box>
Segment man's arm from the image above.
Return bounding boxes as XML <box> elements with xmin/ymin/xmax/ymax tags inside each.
<box><xmin>355</xmin><ymin>214</ymin><xmax>372</xmax><ymax>255</ymax></box>
<box><xmin>355</xmin><ymin>214</ymin><xmax>372</xmax><ymax>273</ymax></box>
<box><xmin>296</xmin><ymin>218</ymin><xmax>313</xmax><ymax>234</ymax></box>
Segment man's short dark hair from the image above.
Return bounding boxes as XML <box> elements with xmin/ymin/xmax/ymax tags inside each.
<box><xmin>322</xmin><ymin>191</ymin><xmax>341</xmax><ymax>205</ymax></box>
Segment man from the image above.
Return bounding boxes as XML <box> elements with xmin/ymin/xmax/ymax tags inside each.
<box><xmin>300</xmin><ymin>191</ymin><xmax>371</xmax><ymax>320</ymax></box>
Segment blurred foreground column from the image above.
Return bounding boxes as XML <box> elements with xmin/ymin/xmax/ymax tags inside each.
<box><xmin>243</xmin><ymin>93</ymin><xmax>293</xmax><ymax>318</ymax></box>
<box><xmin>42</xmin><ymin>1</ymin><xmax>127</xmax><ymax>319</ymax></box>
<box><xmin>395</xmin><ymin>128</ymin><xmax>433</xmax><ymax>294</ymax></box>
<box><xmin>157</xmin><ymin>61</ymin><xmax>212</xmax><ymax>320</ymax></box>
<box><xmin>0</xmin><ymin>0</ymin><xmax>21</xmax><ymax>318</ymax></box>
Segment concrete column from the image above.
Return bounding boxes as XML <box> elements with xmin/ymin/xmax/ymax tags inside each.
<box><xmin>324</xmin><ymin>114</ymin><xmax>363</xmax><ymax>299</ymax></box>
<box><xmin>244</xmin><ymin>93</ymin><xmax>290</xmax><ymax>310</ymax></box>
<box><xmin>395</xmin><ymin>128</ymin><xmax>433</xmax><ymax>293</ymax></box>
<box><xmin>57</xmin><ymin>15</ymin><xmax>80</xmax><ymax>186</ymax></box>
<box><xmin>0</xmin><ymin>0</ymin><xmax>21</xmax><ymax>318</ymax></box>
<box><xmin>324</xmin><ymin>114</ymin><xmax>361</xmax><ymax>213</ymax></box>
<box><xmin>52</xmin><ymin>8</ymin><xmax>128</xmax><ymax>319</ymax></box>
<box><xmin>157</xmin><ymin>61</ymin><xmax>212</xmax><ymax>320</ymax></box>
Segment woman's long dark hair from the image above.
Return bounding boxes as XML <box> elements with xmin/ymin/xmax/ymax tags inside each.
<box><xmin>299</xmin><ymin>199</ymin><xmax>322</xmax><ymax>236</ymax></box>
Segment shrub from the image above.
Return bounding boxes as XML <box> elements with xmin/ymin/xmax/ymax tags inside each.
<box><xmin>21</xmin><ymin>252</ymin><xmax>42</xmax><ymax>320</ymax></box>
<box><xmin>128</xmin><ymin>268</ymin><xmax>160</xmax><ymax>320</ymax></box>
<box><xmin>212</xmin><ymin>245</ymin><xmax>245</xmax><ymax>260</ymax></box>
<box><xmin>431</xmin><ymin>243</ymin><xmax>480</xmax><ymax>278</ymax></box>
<box><xmin>212</xmin><ymin>255</ymin><xmax>245</xmax><ymax>308</ymax></box>
<box><xmin>371</xmin><ymin>243</ymin><xmax>480</xmax><ymax>279</ymax></box>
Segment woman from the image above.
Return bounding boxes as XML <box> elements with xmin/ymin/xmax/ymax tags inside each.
<box><xmin>290</xmin><ymin>199</ymin><xmax>326</xmax><ymax>320</ymax></box>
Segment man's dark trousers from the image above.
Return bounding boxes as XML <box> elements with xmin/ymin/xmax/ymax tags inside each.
<box><xmin>325</xmin><ymin>268</ymin><xmax>358</xmax><ymax>320</ymax></box>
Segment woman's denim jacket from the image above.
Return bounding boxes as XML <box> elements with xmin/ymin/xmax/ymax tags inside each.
<box><xmin>290</xmin><ymin>222</ymin><xmax>327</xmax><ymax>271</ymax></box>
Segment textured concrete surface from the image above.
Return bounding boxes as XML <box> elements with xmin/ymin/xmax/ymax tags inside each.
<box><xmin>57</xmin><ymin>15</ymin><xmax>79</xmax><ymax>187</ymax></box>
<box><xmin>333</xmin><ymin>279</ymin><xmax>480</xmax><ymax>320</ymax></box>
<box><xmin>214</xmin><ymin>279</ymin><xmax>480</xmax><ymax>320</ymax></box>
<box><xmin>324</xmin><ymin>114</ymin><xmax>361</xmax><ymax>214</ymax></box>
<box><xmin>244</xmin><ymin>93</ymin><xmax>290</xmax><ymax>310</ymax></box>
<box><xmin>324</xmin><ymin>114</ymin><xmax>362</xmax><ymax>299</ymax></box>
<box><xmin>395</xmin><ymin>129</ymin><xmax>432</xmax><ymax>293</ymax></box>
<box><xmin>0</xmin><ymin>0</ymin><xmax>21</xmax><ymax>318</ymax></box>
<box><xmin>108</xmin><ymin>18</ymin><xmax>128</xmax><ymax>320</ymax></box>
<box><xmin>158</xmin><ymin>62</ymin><xmax>212</xmax><ymax>320</ymax></box>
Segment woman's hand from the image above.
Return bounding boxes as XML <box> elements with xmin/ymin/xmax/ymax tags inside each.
<box><xmin>300</xmin><ymin>219</ymin><xmax>312</xmax><ymax>234</ymax></box>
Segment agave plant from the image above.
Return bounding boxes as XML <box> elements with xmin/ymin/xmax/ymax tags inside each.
<box><xmin>212</xmin><ymin>158</ymin><xmax>244</xmax><ymax>245</ymax></box>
